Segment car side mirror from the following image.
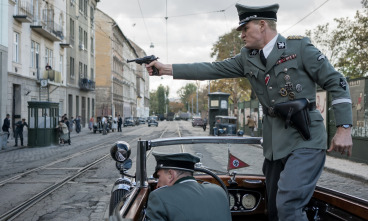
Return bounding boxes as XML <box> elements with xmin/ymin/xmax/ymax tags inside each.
<box><xmin>110</xmin><ymin>141</ymin><xmax>131</xmax><ymax>163</ymax></box>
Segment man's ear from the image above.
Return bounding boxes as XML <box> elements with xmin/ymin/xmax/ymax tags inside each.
<box><xmin>168</xmin><ymin>170</ymin><xmax>176</xmax><ymax>182</ymax></box>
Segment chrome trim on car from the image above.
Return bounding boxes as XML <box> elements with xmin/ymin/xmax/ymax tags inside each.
<box><xmin>148</xmin><ymin>136</ymin><xmax>262</xmax><ymax>148</ymax></box>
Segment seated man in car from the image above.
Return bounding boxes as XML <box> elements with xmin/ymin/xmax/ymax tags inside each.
<box><xmin>146</xmin><ymin>152</ymin><xmax>231</xmax><ymax>221</ymax></box>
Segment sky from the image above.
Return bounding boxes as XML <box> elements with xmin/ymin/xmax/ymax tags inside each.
<box><xmin>97</xmin><ymin>0</ymin><xmax>363</xmax><ymax>98</ymax></box>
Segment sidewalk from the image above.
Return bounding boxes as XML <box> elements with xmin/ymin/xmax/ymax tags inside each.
<box><xmin>0</xmin><ymin>127</ymin><xmax>92</xmax><ymax>152</ymax></box>
<box><xmin>245</xmin><ymin>136</ymin><xmax>368</xmax><ymax>182</ymax></box>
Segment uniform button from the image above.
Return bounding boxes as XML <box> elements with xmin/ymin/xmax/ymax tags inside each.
<box><xmin>284</xmin><ymin>68</ymin><xmax>288</xmax><ymax>72</ymax></box>
<box><xmin>271</xmin><ymin>100</ymin><xmax>275</xmax><ymax>103</ymax></box>
<box><xmin>269</xmin><ymin>87</ymin><xmax>272</xmax><ymax>90</ymax></box>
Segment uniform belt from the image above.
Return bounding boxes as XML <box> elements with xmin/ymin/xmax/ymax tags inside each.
<box><xmin>264</xmin><ymin>101</ymin><xmax>316</xmax><ymax>117</ymax></box>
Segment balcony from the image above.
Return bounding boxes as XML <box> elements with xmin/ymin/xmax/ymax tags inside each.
<box><xmin>43</xmin><ymin>70</ymin><xmax>62</xmax><ymax>83</ymax></box>
<box><xmin>60</xmin><ymin>36</ymin><xmax>73</xmax><ymax>48</ymax></box>
<box><xmin>79</xmin><ymin>78</ymin><xmax>95</xmax><ymax>91</ymax></box>
<box><xmin>13</xmin><ymin>0</ymin><xmax>34</xmax><ymax>23</ymax></box>
<box><xmin>30</xmin><ymin>9</ymin><xmax>63</xmax><ymax>42</ymax></box>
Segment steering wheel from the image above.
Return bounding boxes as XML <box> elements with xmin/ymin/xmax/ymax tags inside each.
<box><xmin>194</xmin><ymin>167</ymin><xmax>229</xmax><ymax>199</ymax></box>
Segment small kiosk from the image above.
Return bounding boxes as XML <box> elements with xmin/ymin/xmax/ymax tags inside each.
<box><xmin>208</xmin><ymin>91</ymin><xmax>230</xmax><ymax>135</ymax></box>
<box><xmin>28</xmin><ymin>101</ymin><xmax>59</xmax><ymax>147</ymax></box>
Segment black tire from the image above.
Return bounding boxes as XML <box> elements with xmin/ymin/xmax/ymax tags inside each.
<box><xmin>109</xmin><ymin>188</ymin><xmax>129</xmax><ymax>216</ymax></box>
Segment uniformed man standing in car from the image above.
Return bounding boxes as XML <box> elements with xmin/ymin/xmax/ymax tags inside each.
<box><xmin>145</xmin><ymin>3</ymin><xmax>353</xmax><ymax>221</ymax></box>
<box><xmin>146</xmin><ymin>152</ymin><xmax>231</xmax><ymax>221</ymax></box>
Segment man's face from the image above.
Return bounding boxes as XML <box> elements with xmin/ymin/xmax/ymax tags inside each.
<box><xmin>240</xmin><ymin>20</ymin><xmax>264</xmax><ymax>49</ymax></box>
<box><xmin>156</xmin><ymin>169</ymin><xmax>174</xmax><ymax>188</ymax></box>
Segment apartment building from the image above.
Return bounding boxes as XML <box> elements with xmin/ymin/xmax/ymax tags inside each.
<box><xmin>66</xmin><ymin>0</ymin><xmax>99</xmax><ymax>126</ymax></box>
<box><xmin>5</xmin><ymin>0</ymin><xmax>98</xmax><ymax>128</ymax></box>
<box><xmin>95</xmin><ymin>9</ymin><xmax>150</xmax><ymax>119</ymax></box>
<box><xmin>0</xmin><ymin>0</ymin><xmax>8</xmax><ymax>122</ymax></box>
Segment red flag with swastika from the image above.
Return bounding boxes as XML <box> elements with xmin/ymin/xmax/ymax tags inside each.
<box><xmin>228</xmin><ymin>150</ymin><xmax>249</xmax><ymax>171</ymax></box>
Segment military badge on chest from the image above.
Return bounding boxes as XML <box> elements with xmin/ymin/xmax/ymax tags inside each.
<box><xmin>275</xmin><ymin>54</ymin><xmax>301</xmax><ymax>100</ymax></box>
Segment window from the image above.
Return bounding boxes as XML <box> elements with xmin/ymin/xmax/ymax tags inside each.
<box><xmin>30</xmin><ymin>40</ymin><xmax>40</xmax><ymax>68</ymax></box>
<box><xmin>90</xmin><ymin>37</ymin><xmax>94</xmax><ymax>55</ymax></box>
<box><xmin>70</xmin><ymin>56</ymin><xmax>75</xmax><ymax>77</ymax></box>
<box><xmin>84</xmin><ymin>31</ymin><xmax>88</xmax><ymax>51</ymax></box>
<box><xmin>84</xmin><ymin>0</ymin><xmax>87</xmax><ymax>15</ymax></box>
<box><xmin>79</xmin><ymin>26</ymin><xmax>83</xmax><ymax>45</ymax></box>
<box><xmin>79</xmin><ymin>0</ymin><xmax>83</xmax><ymax>12</ymax></box>
<box><xmin>84</xmin><ymin>64</ymin><xmax>87</xmax><ymax>78</ymax></box>
<box><xmin>90</xmin><ymin>6</ymin><xmax>94</xmax><ymax>23</ymax></box>
<box><xmin>59</xmin><ymin>55</ymin><xmax>63</xmax><ymax>75</ymax></box>
<box><xmin>90</xmin><ymin>68</ymin><xmax>94</xmax><ymax>80</ymax></box>
<box><xmin>45</xmin><ymin>47</ymin><xmax>53</xmax><ymax>68</ymax></box>
<box><xmin>79</xmin><ymin>62</ymin><xmax>83</xmax><ymax>77</ymax></box>
<box><xmin>13</xmin><ymin>32</ymin><xmax>19</xmax><ymax>62</ymax></box>
<box><xmin>70</xmin><ymin>18</ymin><xmax>75</xmax><ymax>45</ymax></box>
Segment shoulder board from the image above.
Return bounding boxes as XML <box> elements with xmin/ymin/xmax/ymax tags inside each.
<box><xmin>287</xmin><ymin>35</ymin><xmax>304</xmax><ymax>40</ymax></box>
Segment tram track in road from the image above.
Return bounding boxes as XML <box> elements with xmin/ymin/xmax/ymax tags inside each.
<box><xmin>0</xmin><ymin>134</ymin><xmax>147</xmax><ymax>221</ymax></box>
<box><xmin>146</xmin><ymin>121</ymin><xmax>185</xmax><ymax>160</ymax></box>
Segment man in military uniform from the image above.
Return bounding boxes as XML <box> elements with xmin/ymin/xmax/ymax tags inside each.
<box><xmin>146</xmin><ymin>3</ymin><xmax>353</xmax><ymax>221</ymax></box>
<box><xmin>146</xmin><ymin>152</ymin><xmax>231</xmax><ymax>221</ymax></box>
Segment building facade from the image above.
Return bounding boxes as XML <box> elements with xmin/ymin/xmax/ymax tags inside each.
<box><xmin>95</xmin><ymin>9</ymin><xmax>149</xmax><ymax>119</ymax></box>
<box><xmin>66</xmin><ymin>0</ymin><xmax>99</xmax><ymax>126</ymax></box>
<box><xmin>5</xmin><ymin>0</ymin><xmax>98</xmax><ymax>129</ymax></box>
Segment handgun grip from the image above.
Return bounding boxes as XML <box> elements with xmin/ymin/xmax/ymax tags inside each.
<box><xmin>152</xmin><ymin>66</ymin><xmax>159</xmax><ymax>76</ymax></box>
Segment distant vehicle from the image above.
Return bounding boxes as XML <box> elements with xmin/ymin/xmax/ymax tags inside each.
<box><xmin>166</xmin><ymin>112</ymin><xmax>175</xmax><ymax>121</ymax></box>
<box><xmin>147</xmin><ymin>116</ymin><xmax>158</xmax><ymax>127</ymax></box>
<box><xmin>123</xmin><ymin>117</ymin><xmax>135</xmax><ymax>127</ymax></box>
<box><xmin>180</xmin><ymin>112</ymin><xmax>190</xmax><ymax>121</ymax></box>
<box><xmin>214</xmin><ymin>116</ymin><xmax>241</xmax><ymax>136</ymax></box>
<box><xmin>138</xmin><ymin>117</ymin><xmax>146</xmax><ymax>124</ymax></box>
<box><xmin>174</xmin><ymin>114</ymin><xmax>181</xmax><ymax>121</ymax></box>
<box><xmin>93</xmin><ymin>116</ymin><xmax>111</xmax><ymax>133</ymax></box>
<box><xmin>192</xmin><ymin>117</ymin><xmax>204</xmax><ymax>127</ymax></box>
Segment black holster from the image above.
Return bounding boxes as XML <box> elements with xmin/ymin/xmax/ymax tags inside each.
<box><xmin>273</xmin><ymin>98</ymin><xmax>311</xmax><ymax>140</ymax></box>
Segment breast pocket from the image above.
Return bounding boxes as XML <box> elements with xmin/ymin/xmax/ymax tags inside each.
<box><xmin>274</xmin><ymin>59</ymin><xmax>298</xmax><ymax>77</ymax></box>
<box><xmin>244</xmin><ymin>67</ymin><xmax>264</xmax><ymax>95</ymax></box>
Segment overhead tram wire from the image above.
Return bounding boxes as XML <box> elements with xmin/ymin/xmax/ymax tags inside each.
<box><xmin>281</xmin><ymin>0</ymin><xmax>330</xmax><ymax>34</ymax></box>
<box><xmin>136</xmin><ymin>0</ymin><xmax>153</xmax><ymax>49</ymax></box>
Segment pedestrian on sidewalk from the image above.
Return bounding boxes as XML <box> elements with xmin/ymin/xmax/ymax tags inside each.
<box><xmin>14</xmin><ymin>118</ymin><xmax>28</xmax><ymax>147</ymax></box>
<box><xmin>74</xmin><ymin>116</ymin><xmax>81</xmax><ymax>133</ymax></box>
<box><xmin>246</xmin><ymin>115</ymin><xmax>257</xmax><ymax>137</ymax></box>
<box><xmin>2</xmin><ymin>114</ymin><xmax>11</xmax><ymax>140</ymax></box>
<box><xmin>89</xmin><ymin>116</ymin><xmax>94</xmax><ymax>131</ymax></box>
<box><xmin>118</xmin><ymin>115</ymin><xmax>122</xmax><ymax>132</ymax></box>
<box><xmin>69</xmin><ymin>117</ymin><xmax>74</xmax><ymax>132</ymax></box>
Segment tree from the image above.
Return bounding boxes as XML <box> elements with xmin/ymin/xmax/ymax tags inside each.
<box><xmin>210</xmin><ymin>28</ymin><xmax>252</xmax><ymax>109</ymax></box>
<box><xmin>177</xmin><ymin>83</ymin><xmax>197</xmax><ymax>111</ymax></box>
<box><xmin>150</xmin><ymin>84</ymin><xmax>170</xmax><ymax>115</ymax></box>
<box><xmin>306</xmin><ymin>1</ymin><xmax>368</xmax><ymax>78</ymax></box>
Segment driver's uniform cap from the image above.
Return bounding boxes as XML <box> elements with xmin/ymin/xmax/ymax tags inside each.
<box><xmin>152</xmin><ymin>152</ymin><xmax>200</xmax><ymax>178</ymax></box>
<box><xmin>235</xmin><ymin>3</ymin><xmax>279</xmax><ymax>31</ymax></box>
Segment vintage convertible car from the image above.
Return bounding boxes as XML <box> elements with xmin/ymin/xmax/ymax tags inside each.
<box><xmin>108</xmin><ymin>137</ymin><xmax>368</xmax><ymax>221</ymax></box>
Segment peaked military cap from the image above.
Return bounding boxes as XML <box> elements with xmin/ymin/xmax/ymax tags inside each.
<box><xmin>152</xmin><ymin>152</ymin><xmax>200</xmax><ymax>178</ymax></box>
<box><xmin>236</xmin><ymin>3</ymin><xmax>279</xmax><ymax>31</ymax></box>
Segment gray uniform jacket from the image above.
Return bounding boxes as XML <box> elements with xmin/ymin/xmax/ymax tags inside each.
<box><xmin>145</xmin><ymin>177</ymin><xmax>231</xmax><ymax>221</ymax></box>
<box><xmin>173</xmin><ymin>34</ymin><xmax>352</xmax><ymax>161</ymax></box>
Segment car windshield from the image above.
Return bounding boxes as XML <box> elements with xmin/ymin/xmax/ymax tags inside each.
<box><xmin>126</xmin><ymin>121</ymin><xmax>368</xmax><ymax>202</ymax></box>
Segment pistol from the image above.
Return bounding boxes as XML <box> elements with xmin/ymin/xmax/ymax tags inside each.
<box><xmin>127</xmin><ymin>55</ymin><xmax>160</xmax><ymax>75</ymax></box>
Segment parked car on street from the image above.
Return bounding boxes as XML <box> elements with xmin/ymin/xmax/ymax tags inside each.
<box><xmin>138</xmin><ymin>117</ymin><xmax>146</xmax><ymax>124</ymax></box>
<box><xmin>123</xmin><ymin>117</ymin><xmax>135</xmax><ymax>127</ymax></box>
<box><xmin>213</xmin><ymin>116</ymin><xmax>241</xmax><ymax>136</ymax></box>
<box><xmin>192</xmin><ymin>117</ymin><xmax>204</xmax><ymax>127</ymax></box>
<box><xmin>147</xmin><ymin>116</ymin><xmax>158</xmax><ymax>127</ymax></box>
